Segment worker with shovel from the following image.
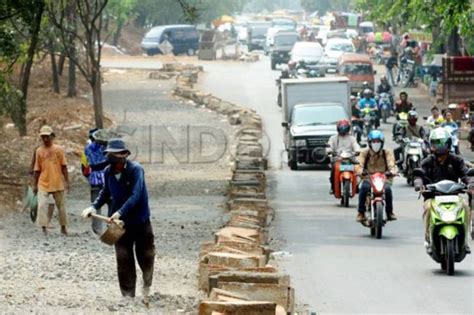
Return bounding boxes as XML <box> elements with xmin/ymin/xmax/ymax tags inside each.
<box><xmin>81</xmin><ymin>138</ymin><xmax>155</xmax><ymax>300</ymax></box>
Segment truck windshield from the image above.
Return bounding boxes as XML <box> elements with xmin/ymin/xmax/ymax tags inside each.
<box><xmin>275</xmin><ymin>35</ymin><xmax>298</xmax><ymax>46</ymax></box>
<box><xmin>292</xmin><ymin>105</ymin><xmax>347</xmax><ymax>126</ymax></box>
<box><xmin>251</xmin><ymin>27</ymin><xmax>267</xmax><ymax>38</ymax></box>
<box><xmin>341</xmin><ymin>63</ymin><xmax>373</xmax><ymax>75</ymax></box>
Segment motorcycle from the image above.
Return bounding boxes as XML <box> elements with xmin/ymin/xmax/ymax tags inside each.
<box><xmin>351</xmin><ymin>116</ymin><xmax>364</xmax><ymax>144</ymax></box>
<box><xmin>401</xmin><ymin>137</ymin><xmax>425</xmax><ymax>186</ymax></box>
<box><xmin>378</xmin><ymin>92</ymin><xmax>392</xmax><ymax>124</ymax></box>
<box><xmin>414</xmin><ymin>168</ymin><xmax>473</xmax><ymax>275</ymax></box>
<box><xmin>331</xmin><ymin>151</ymin><xmax>359</xmax><ymax>208</ymax></box>
<box><xmin>399</xmin><ymin>58</ymin><xmax>416</xmax><ymax>88</ymax></box>
<box><xmin>363</xmin><ymin>172</ymin><xmax>393</xmax><ymax>239</ymax></box>
<box><xmin>392</xmin><ymin>112</ymin><xmax>408</xmax><ymax>140</ymax></box>
<box><xmin>361</xmin><ymin>107</ymin><xmax>378</xmax><ymax>136</ymax></box>
<box><xmin>443</xmin><ymin>124</ymin><xmax>460</xmax><ymax>154</ymax></box>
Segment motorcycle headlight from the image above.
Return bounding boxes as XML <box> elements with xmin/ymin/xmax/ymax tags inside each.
<box><xmin>373</xmin><ymin>178</ymin><xmax>385</xmax><ymax>192</ymax></box>
<box><xmin>435</xmin><ymin>205</ymin><xmax>461</xmax><ymax>223</ymax></box>
<box><xmin>295</xmin><ymin>139</ymin><xmax>306</xmax><ymax>147</ymax></box>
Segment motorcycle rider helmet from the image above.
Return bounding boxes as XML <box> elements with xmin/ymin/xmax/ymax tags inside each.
<box><xmin>408</xmin><ymin>110</ymin><xmax>418</xmax><ymax>125</ymax></box>
<box><xmin>429</xmin><ymin>127</ymin><xmax>452</xmax><ymax>156</ymax></box>
<box><xmin>363</xmin><ymin>88</ymin><xmax>373</xmax><ymax>98</ymax></box>
<box><xmin>337</xmin><ymin>119</ymin><xmax>351</xmax><ymax>136</ymax></box>
<box><xmin>380</xmin><ymin>75</ymin><xmax>388</xmax><ymax>84</ymax></box>
<box><xmin>368</xmin><ymin>130</ymin><xmax>384</xmax><ymax>153</ymax></box>
<box><xmin>362</xmin><ymin>81</ymin><xmax>369</xmax><ymax>89</ymax></box>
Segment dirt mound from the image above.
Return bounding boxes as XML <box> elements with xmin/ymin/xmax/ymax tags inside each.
<box><xmin>0</xmin><ymin>59</ymin><xmax>111</xmax><ymax>215</ymax></box>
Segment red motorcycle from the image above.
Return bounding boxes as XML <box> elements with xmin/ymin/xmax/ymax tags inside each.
<box><xmin>364</xmin><ymin>172</ymin><xmax>393</xmax><ymax>239</ymax></box>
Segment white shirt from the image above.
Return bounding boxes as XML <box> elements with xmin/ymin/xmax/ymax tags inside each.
<box><xmin>327</xmin><ymin>135</ymin><xmax>360</xmax><ymax>156</ymax></box>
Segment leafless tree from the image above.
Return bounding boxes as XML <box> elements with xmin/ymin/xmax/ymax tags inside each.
<box><xmin>47</xmin><ymin>0</ymin><xmax>109</xmax><ymax>128</ymax></box>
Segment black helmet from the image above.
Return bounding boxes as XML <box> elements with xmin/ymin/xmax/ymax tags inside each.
<box><xmin>363</xmin><ymin>89</ymin><xmax>372</xmax><ymax>97</ymax></box>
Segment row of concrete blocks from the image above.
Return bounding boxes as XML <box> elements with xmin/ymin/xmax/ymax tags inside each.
<box><xmin>173</xmin><ymin>89</ymin><xmax>262</xmax><ymax>129</ymax></box>
<box><xmin>172</xmin><ymin>65</ymin><xmax>295</xmax><ymax>314</ymax></box>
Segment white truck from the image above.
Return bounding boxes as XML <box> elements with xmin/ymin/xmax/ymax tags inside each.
<box><xmin>281</xmin><ymin>77</ymin><xmax>351</xmax><ymax>170</ymax></box>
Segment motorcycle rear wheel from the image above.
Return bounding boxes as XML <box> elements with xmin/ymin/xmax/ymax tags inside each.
<box><xmin>445</xmin><ymin>238</ymin><xmax>455</xmax><ymax>276</ymax></box>
<box><xmin>375</xmin><ymin>202</ymin><xmax>384</xmax><ymax>239</ymax></box>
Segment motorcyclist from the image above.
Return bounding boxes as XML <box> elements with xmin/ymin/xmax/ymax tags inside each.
<box><xmin>357</xmin><ymin>130</ymin><xmax>398</xmax><ymax>222</ymax></box>
<box><xmin>358</xmin><ymin>81</ymin><xmax>372</xmax><ymax>98</ymax></box>
<box><xmin>426</xmin><ymin>106</ymin><xmax>444</xmax><ymax>129</ymax></box>
<box><xmin>414</xmin><ymin>128</ymin><xmax>472</xmax><ymax>253</ymax></box>
<box><xmin>376</xmin><ymin>76</ymin><xmax>392</xmax><ymax>95</ymax></box>
<box><xmin>393</xmin><ymin>110</ymin><xmax>427</xmax><ymax>168</ymax></box>
<box><xmin>359</xmin><ymin>89</ymin><xmax>379</xmax><ymax>128</ymax></box>
<box><xmin>394</xmin><ymin>91</ymin><xmax>414</xmax><ymax>114</ymax></box>
<box><xmin>327</xmin><ymin>120</ymin><xmax>361</xmax><ymax>194</ymax></box>
<box><xmin>441</xmin><ymin>110</ymin><xmax>460</xmax><ymax>154</ymax></box>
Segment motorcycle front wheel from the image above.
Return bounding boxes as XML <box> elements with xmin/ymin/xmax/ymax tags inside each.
<box><xmin>375</xmin><ymin>202</ymin><xmax>384</xmax><ymax>239</ymax></box>
<box><xmin>343</xmin><ymin>180</ymin><xmax>351</xmax><ymax>208</ymax></box>
<box><xmin>445</xmin><ymin>238</ymin><xmax>455</xmax><ymax>275</ymax></box>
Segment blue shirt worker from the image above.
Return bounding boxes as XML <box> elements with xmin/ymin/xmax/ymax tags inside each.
<box><xmin>82</xmin><ymin>138</ymin><xmax>155</xmax><ymax>299</ymax></box>
<box><xmin>84</xmin><ymin>129</ymin><xmax>110</xmax><ymax>234</ymax></box>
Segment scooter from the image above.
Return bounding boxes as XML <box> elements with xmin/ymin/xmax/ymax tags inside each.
<box><xmin>361</xmin><ymin>107</ymin><xmax>378</xmax><ymax>136</ymax></box>
<box><xmin>363</xmin><ymin>172</ymin><xmax>394</xmax><ymax>239</ymax></box>
<box><xmin>399</xmin><ymin>58</ymin><xmax>416</xmax><ymax>88</ymax></box>
<box><xmin>444</xmin><ymin>124</ymin><xmax>460</xmax><ymax>155</ymax></box>
<box><xmin>402</xmin><ymin>137</ymin><xmax>425</xmax><ymax>186</ymax></box>
<box><xmin>414</xmin><ymin>168</ymin><xmax>473</xmax><ymax>275</ymax></box>
<box><xmin>378</xmin><ymin>92</ymin><xmax>392</xmax><ymax>124</ymax></box>
<box><xmin>392</xmin><ymin>112</ymin><xmax>408</xmax><ymax>140</ymax></box>
<box><xmin>331</xmin><ymin>151</ymin><xmax>359</xmax><ymax>208</ymax></box>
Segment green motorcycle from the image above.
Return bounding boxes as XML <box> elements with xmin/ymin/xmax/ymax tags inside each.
<box><xmin>419</xmin><ymin>178</ymin><xmax>471</xmax><ymax>275</ymax></box>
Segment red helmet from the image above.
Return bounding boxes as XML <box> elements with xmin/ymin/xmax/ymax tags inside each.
<box><xmin>337</xmin><ymin>119</ymin><xmax>351</xmax><ymax>135</ymax></box>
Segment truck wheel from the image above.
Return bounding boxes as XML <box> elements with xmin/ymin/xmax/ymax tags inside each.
<box><xmin>271</xmin><ymin>60</ymin><xmax>276</xmax><ymax>70</ymax></box>
<box><xmin>288</xmin><ymin>153</ymin><xmax>298</xmax><ymax>170</ymax></box>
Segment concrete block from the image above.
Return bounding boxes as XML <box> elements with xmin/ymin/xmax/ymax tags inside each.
<box><xmin>215</xmin><ymin>226</ymin><xmax>265</xmax><ymax>244</ymax></box>
<box><xmin>207</xmin><ymin>252</ymin><xmax>266</xmax><ymax>269</ymax></box>
<box><xmin>199</xmin><ymin>301</ymin><xmax>276</xmax><ymax>315</ymax></box>
<box><xmin>227</xmin><ymin>198</ymin><xmax>268</xmax><ymax>212</ymax></box>
<box><xmin>209</xmin><ymin>271</ymin><xmax>291</xmax><ymax>293</ymax></box>
<box><xmin>217</xmin><ymin>282</ymin><xmax>294</xmax><ymax>312</ymax></box>
<box><xmin>209</xmin><ymin>288</ymin><xmax>249</xmax><ymax>301</ymax></box>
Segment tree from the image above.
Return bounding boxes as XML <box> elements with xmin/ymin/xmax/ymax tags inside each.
<box><xmin>300</xmin><ymin>0</ymin><xmax>332</xmax><ymax>14</ymax></box>
<box><xmin>48</xmin><ymin>0</ymin><xmax>109</xmax><ymax>129</ymax></box>
<box><xmin>356</xmin><ymin>0</ymin><xmax>474</xmax><ymax>56</ymax></box>
<box><xmin>105</xmin><ymin>0</ymin><xmax>137</xmax><ymax>46</ymax></box>
<box><xmin>0</xmin><ymin>0</ymin><xmax>45</xmax><ymax>136</ymax></box>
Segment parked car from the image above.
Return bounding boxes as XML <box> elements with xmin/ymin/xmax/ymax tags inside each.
<box><xmin>337</xmin><ymin>53</ymin><xmax>375</xmax><ymax>95</ymax></box>
<box><xmin>141</xmin><ymin>25</ymin><xmax>199</xmax><ymax>56</ymax></box>
<box><xmin>270</xmin><ymin>31</ymin><xmax>299</xmax><ymax>70</ymax></box>
<box><xmin>323</xmin><ymin>38</ymin><xmax>356</xmax><ymax>72</ymax></box>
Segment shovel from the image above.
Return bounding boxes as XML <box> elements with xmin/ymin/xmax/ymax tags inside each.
<box><xmin>89</xmin><ymin>213</ymin><xmax>126</xmax><ymax>246</ymax></box>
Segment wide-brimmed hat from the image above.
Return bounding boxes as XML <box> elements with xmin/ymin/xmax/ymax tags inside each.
<box><xmin>92</xmin><ymin>129</ymin><xmax>119</xmax><ymax>143</ymax></box>
<box><xmin>39</xmin><ymin>125</ymin><xmax>54</xmax><ymax>136</ymax></box>
<box><xmin>104</xmin><ymin>138</ymin><xmax>130</xmax><ymax>154</ymax></box>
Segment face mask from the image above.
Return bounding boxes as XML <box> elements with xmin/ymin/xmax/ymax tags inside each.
<box><xmin>107</xmin><ymin>155</ymin><xmax>126</xmax><ymax>165</ymax></box>
<box><xmin>371</xmin><ymin>142</ymin><xmax>382</xmax><ymax>153</ymax></box>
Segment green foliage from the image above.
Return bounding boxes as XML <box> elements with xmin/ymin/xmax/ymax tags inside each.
<box><xmin>300</xmin><ymin>0</ymin><xmax>331</xmax><ymax>14</ymax></box>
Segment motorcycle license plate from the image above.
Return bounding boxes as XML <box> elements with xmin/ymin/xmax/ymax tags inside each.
<box><xmin>340</xmin><ymin>164</ymin><xmax>354</xmax><ymax>171</ymax></box>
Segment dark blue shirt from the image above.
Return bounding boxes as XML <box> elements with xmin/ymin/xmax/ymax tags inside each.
<box><xmin>93</xmin><ymin>160</ymin><xmax>150</xmax><ymax>226</ymax></box>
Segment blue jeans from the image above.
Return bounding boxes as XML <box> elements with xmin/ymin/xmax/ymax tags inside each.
<box><xmin>358</xmin><ymin>180</ymin><xmax>393</xmax><ymax>214</ymax></box>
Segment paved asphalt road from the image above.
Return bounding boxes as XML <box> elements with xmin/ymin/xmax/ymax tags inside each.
<box><xmin>102</xmin><ymin>54</ymin><xmax>473</xmax><ymax>314</ymax></box>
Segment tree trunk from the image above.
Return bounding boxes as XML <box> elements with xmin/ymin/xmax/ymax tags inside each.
<box><xmin>91</xmin><ymin>69</ymin><xmax>104</xmax><ymax>128</ymax></box>
<box><xmin>447</xmin><ymin>28</ymin><xmax>461</xmax><ymax>56</ymax></box>
<box><xmin>112</xmin><ymin>20</ymin><xmax>123</xmax><ymax>46</ymax></box>
<box><xmin>49</xmin><ymin>39</ymin><xmax>60</xmax><ymax>94</ymax></box>
<box><xmin>67</xmin><ymin>55</ymin><xmax>77</xmax><ymax>97</ymax></box>
<box><xmin>58</xmin><ymin>53</ymin><xmax>66</xmax><ymax>76</ymax></box>
<box><xmin>18</xmin><ymin>2</ymin><xmax>44</xmax><ymax>136</ymax></box>
<box><xmin>67</xmin><ymin>0</ymin><xmax>77</xmax><ymax>97</ymax></box>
